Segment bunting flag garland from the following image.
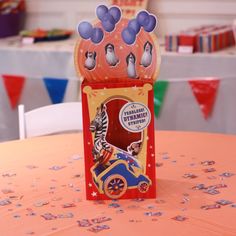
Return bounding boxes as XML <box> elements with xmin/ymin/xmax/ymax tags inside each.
<box><xmin>43</xmin><ymin>78</ymin><xmax>68</xmax><ymax>104</ymax></box>
<box><xmin>2</xmin><ymin>74</ymin><xmax>26</xmax><ymax>109</ymax></box>
<box><xmin>0</xmin><ymin>74</ymin><xmax>221</xmax><ymax>120</ymax></box>
<box><xmin>188</xmin><ymin>79</ymin><xmax>220</xmax><ymax>119</ymax></box>
<box><xmin>154</xmin><ymin>80</ymin><xmax>169</xmax><ymax>118</ymax></box>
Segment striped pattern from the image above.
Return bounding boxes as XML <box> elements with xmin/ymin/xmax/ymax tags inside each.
<box><xmin>90</xmin><ymin>104</ymin><xmax>112</xmax><ymax>162</ymax></box>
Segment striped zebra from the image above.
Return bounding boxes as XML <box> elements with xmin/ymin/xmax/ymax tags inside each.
<box><xmin>90</xmin><ymin>103</ymin><xmax>112</xmax><ymax>162</ymax></box>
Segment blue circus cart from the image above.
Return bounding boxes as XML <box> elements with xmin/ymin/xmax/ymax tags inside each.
<box><xmin>91</xmin><ymin>150</ymin><xmax>152</xmax><ymax>199</ymax></box>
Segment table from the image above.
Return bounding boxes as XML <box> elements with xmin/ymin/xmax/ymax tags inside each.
<box><xmin>1</xmin><ymin>38</ymin><xmax>236</xmax><ymax>142</ymax></box>
<box><xmin>0</xmin><ymin>131</ymin><xmax>235</xmax><ymax>236</ymax></box>
<box><xmin>0</xmin><ymin>37</ymin><xmax>80</xmax><ymax>142</ymax></box>
<box><xmin>1</xmin><ymin>37</ymin><xmax>236</xmax><ymax>80</ymax></box>
<box><xmin>159</xmin><ymin>45</ymin><xmax>236</xmax><ymax>79</ymax></box>
<box><xmin>0</xmin><ymin>36</ymin><xmax>76</xmax><ymax>78</ymax></box>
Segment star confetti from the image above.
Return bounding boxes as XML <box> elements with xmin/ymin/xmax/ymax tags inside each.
<box><xmin>108</xmin><ymin>203</ymin><xmax>120</xmax><ymax>208</ymax></box>
<box><xmin>172</xmin><ymin>215</ymin><xmax>188</xmax><ymax>221</ymax></box>
<box><xmin>0</xmin><ymin>199</ymin><xmax>11</xmax><ymax>206</ymax></box>
<box><xmin>144</xmin><ymin>212</ymin><xmax>162</xmax><ymax>217</ymax></box>
<box><xmin>2</xmin><ymin>173</ymin><xmax>16</xmax><ymax>177</ymax></box>
<box><xmin>201</xmin><ymin>204</ymin><xmax>221</xmax><ymax>210</ymax></box>
<box><xmin>34</xmin><ymin>200</ymin><xmax>49</xmax><ymax>207</ymax></box>
<box><xmin>77</xmin><ymin>219</ymin><xmax>92</xmax><ymax>227</ymax></box>
<box><xmin>204</xmin><ymin>189</ymin><xmax>220</xmax><ymax>195</ymax></box>
<box><xmin>216</xmin><ymin>200</ymin><xmax>233</xmax><ymax>206</ymax></box>
<box><xmin>132</xmin><ymin>198</ymin><xmax>145</xmax><ymax>202</ymax></box>
<box><xmin>201</xmin><ymin>161</ymin><xmax>215</xmax><ymax>166</ymax></box>
<box><xmin>41</xmin><ymin>213</ymin><xmax>57</xmax><ymax>220</ymax></box>
<box><xmin>57</xmin><ymin>213</ymin><xmax>74</xmax><ymax>219</ymax></box>
<box><xmin>49</xmin><ymin>166</ymin><xmax>65</xmax><ymax>171</ymax></box>
<box><xmin>155</xmin><ymin>199</ymin><xmax>166</xmax><ymax>204</ymax></box>
<box><xmin>203</xmin><ymin>168</ymin><xmax>216</xmax><ymax>173</ymax></box>
<box><xmin>116</xmin><ymin>209</ymin><xmax>124</xmax><ymax>214</ymax></box>
<box><xmin>206</xmin><ymin>183</ymin><xmax>227</xmax><ymax>190</ymax></box>
<box><xmin>91</xmin><ymin>216</ymin><xmax>112</xmax><ymax>224</ymax></box>
<box><xmin>13</xmin><ymin>214</ymin><xmax>21</xmax><ymax>219</ymax></box>
<box><xmin>88</xmin><ymin>225</ymin><xmax>110</xmax><ymax>233</ymax></box>
<box><xmin>62</xmin><ymin>203</ymin><xmax>76</xmax><ymax>208</ymax></box>
<box><xmin>26</xmin><ymin>208</ymin><xmax>36</xmax><ymax>217</ymax></box>
<box><xmin>71</xmin><ymin>155</ymin><xmax>82</xmax><ymax>161</ymax></box>
<box><xmin>207</xmin><ymin>176</ymin><xmax>217</xmax><ymax>180</ymax></box>
<box><xmin>129</xmin><ymin>219</ymin><xmax>142</xmax><ymax>223</ymax></box>
<box><xmin>156</xmin><ymin>162</ymin><xmax>163</xmax><ymax>167</ymax></box>
<box><xmin>2</xmin><ymin>189</ymin><xmax>14</xmax><ymax>194</ymax></box>
<box><xmin>220</xmin><ymin>172</ymin><xmax>235</xmax><ymax>178</ymax></box>
<box><xmin>26</xmin><ymin>231</ymin><xmax>35</xmax><ymax>235</ymax></box>
<box><xmin>26</xmin><ymin>165</ymin><xmax>38</xmax><ymax>169</ymax></box>
<box><xmin>181</xmin><ymin>197</ymin><xmax>190</xmax><ymax>204</ymax></box>
<box><xmin>192</xmin><ymin>184</ymin><xmax>206</xmax><ymax>190</ymax></box>
<box><xmin>183</xmin><ymin>173</ymin><xmax>198</xmax><ymax>179</ymax></box>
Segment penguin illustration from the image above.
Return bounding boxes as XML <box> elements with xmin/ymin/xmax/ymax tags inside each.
<box><xmin>126</xmin><ymin>52</ymin><xmax>138</xmax><ymax>79</ymax></box>
<box><xmin>105</xmin><ymin>43</ymin><xmax>119</xmax><ymax>66</ymax></box>
<box><xmin>84</xmin><ymin>51</ymin><xmax>96</xmax><ymax>70</ymax></box>
<box><xmin>140</xmin><ymin>41</ymin><xmax>153</xmax><ymax>68</ymax></box>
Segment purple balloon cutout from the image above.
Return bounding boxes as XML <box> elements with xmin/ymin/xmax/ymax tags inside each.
<box><xmin>136</xmin><ymin>11</ymin><xmax>149</xmax><ymax>26</ymax></box>
<box><xmin>102</xmin><ymin>13</ymin><xmax>116</xmax><ymax>32</ymax></box>
<box><xmin>143</xmin><ymin>14</ymin><xmax>157</xmax><ymax>32</ymax></box>
<box><xmin>128</xmin><ymin>19</ymin><xmax>141</xmax><ymax>34</ymax></box>
<box><xmin>122</xmin><ymin>27</ymin><xmax>136</xmax><ymax>45</ymax></box>
<box><xmin>91</xmin><ymin>27</ymin><xmax>104</xmax><ymax>44</ymax></box>
<box><xmin>96</xmin><ymin>5</ymin><xmax>108</xmax><ymax>21</ymax></box>
<box><xmin>78</xmin><ymin>21</ymin><xmax>93</xmax><ymax>39</ymax></box>
<box><xmin>109</xmin><ymin>6</ymin><xmax>121</xmax><ymax>23</ymax></box>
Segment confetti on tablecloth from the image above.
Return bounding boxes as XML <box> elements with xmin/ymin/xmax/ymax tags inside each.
<box><xmin>0</xmin><ymin>140</ymin><xmax>236</xmax><ymax>235</ymax></box>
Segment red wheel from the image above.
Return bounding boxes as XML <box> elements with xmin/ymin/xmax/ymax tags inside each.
<box><xmin>138</xmin><ymin>181</ymin><xmax>149</xmax><ymax>193</ymax></box>
<box><xmin>104</xmin><ymin>174</ymin><xmax>127</xmax><ymax>199</ymax></box>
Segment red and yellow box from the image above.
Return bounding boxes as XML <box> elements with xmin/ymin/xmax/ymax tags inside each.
<box><xmin>74</xmin><ymin>5</ymin><xmax>160</xmax><ymax>200</ymax></box>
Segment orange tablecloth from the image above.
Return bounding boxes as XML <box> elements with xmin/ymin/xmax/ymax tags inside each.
<box><xmin>0</xmin><ymin>131</ymin><xmax>236</xmax><ymax>236</ymax></box>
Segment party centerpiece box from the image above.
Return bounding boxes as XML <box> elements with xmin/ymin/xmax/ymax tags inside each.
<box><xmin>74</xmin><ymin>5</ymin><xmax>160</xmax><ymax>200</ymax></box>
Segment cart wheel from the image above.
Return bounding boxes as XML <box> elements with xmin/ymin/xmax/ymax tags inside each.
<box><xmin>137</xmin><ymin>181</ymin><xmax>149</xmax><ymax>193</ymax></box>
<box><xmin>104</xmin><ymin>174</ymin><xmax>127</xmax><ymax>199</ymax></box>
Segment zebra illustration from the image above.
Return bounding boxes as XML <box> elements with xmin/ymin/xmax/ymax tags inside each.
<box><xmin>90</xmin><ymin>103</ymin><xmax>112</xmax><ymax>162</ymax></box>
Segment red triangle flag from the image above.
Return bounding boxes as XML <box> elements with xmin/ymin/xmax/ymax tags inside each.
<box><xmin>2</xmin><ymin>75</ymin><xmax>26</xmax><ymax>109</ymax></box>
<box><xmin>189</xmin><ymin>79</ymin><xmax>220</xmax><ymax>119</ymax></box>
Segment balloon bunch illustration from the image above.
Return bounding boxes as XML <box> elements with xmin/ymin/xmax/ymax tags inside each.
<box><xmin>97</xmin><ymin>5</ymin><xmax>121</xmax><ymax>32</ymax></box>
<box><xmin>78</xmin><ymin>21</ymin><xmax>104</xmax><ymax>44</ymax></box>
<box><xmin>122</xmin><ymin>11</ymin><xmax>157</xmax><ymax>45</ymax></box>
<box><xmin>78</xmin><ymin>5</ymin><xmax>157</xmax><ymax>45</ymax></box>
<box><xmin>78</xmin><ymin>5</ymin><xmax>121</xmax><ymax>44</ymax></box>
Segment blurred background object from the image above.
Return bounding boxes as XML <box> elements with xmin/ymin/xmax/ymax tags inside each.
<box><xmin>0</xmin><ymin>0</ymin><xmax>26</xmax><ymax>38</ymax></box>
<box><xmin>0</xmin><ymin>0</ymin><xmax>236</xmax><ymax>142</ymax></box>
<box><xmin>165</xmin><ymin>25</ymin><xmax>235</xmax><ymax>53</ymax></box>
<box><xmin>20</xmin><ymin>28</ymin><xmax>73</xmax><ymax>43</ymax></box>
<box><xmin>19</xmin><ymin>0</ymin><xmax>236</xmax><ymax>38</ymax></box>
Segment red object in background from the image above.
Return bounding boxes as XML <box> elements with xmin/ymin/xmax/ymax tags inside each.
<box><xmin>167</xmin><ymin>25</ymin><xmax>236</xmax><ymax>53</ymax></box>
<box><xmin>178</xmin><ymin>34</ymin><xmax>197</xmax><ymax>51</ymax></box>
<box><xmin>2</xmin><ymin>74</ymin><xmax>25</xmax><ymax>109</ymax></box>
<box><xmin>189</xmin><ymin>79</ymin><xmax>220</xmax><ymax>119</ymax></box>
<box><xmin>0</xmin><ymin>0</ymin><xmax>26</xmax><ymax>14</ymax></box>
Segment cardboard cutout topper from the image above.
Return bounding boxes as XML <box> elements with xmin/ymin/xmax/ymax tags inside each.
<box><xmin>75</xmin><ymin>5</ymin><xmax>160</xmax><ymax>200</ymax></box>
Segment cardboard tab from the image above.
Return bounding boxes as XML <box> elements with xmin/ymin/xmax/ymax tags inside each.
<box><xmin>74</xmin><ymin>4</ymin><xmax>160</xmax><ymax>200</ymax></box>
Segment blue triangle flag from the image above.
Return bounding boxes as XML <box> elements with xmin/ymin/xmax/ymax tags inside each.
<box><xmin>43</xmin><ymin>78</ymin><xmax>68</xmax><ymax>104</ymax></box>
